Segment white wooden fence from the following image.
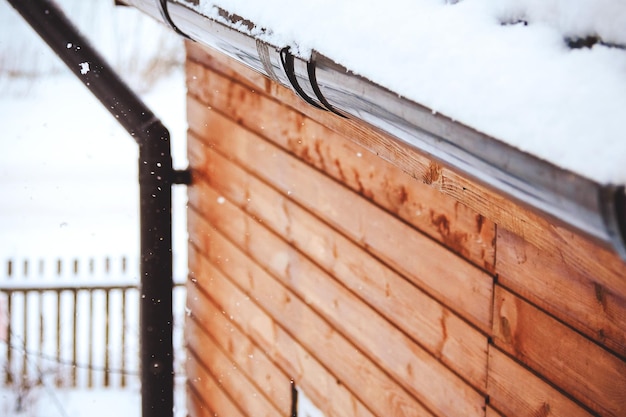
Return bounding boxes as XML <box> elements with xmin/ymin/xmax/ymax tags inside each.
<box><xmin>0</xmin><ymin>255</ymin><xmax>186</xmax><ymax>390</ymax></box>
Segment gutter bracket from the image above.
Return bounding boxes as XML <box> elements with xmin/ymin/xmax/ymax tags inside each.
<box><xmin>156</xmin><ymin>0</ymin><xmax>191</xmax><ymax>39</ymax></box>
<box><xmin>256</xmin><ymin>40</ymin><xmax>280</xmax><ymax>83</ymax></box>
<box><xmin>173</xmin><ymin>168</ymin><xmax>192</xmax><ymax>185</ymax></box>
<box><xmin>307</xmin><ymin>56</ymin><xmax>347</xmax><ymax>118</ymax></box>
<box><xmin>280</xmin><ymin>47</ymin><xmax>327</xmax><ymax>111</ymax></box>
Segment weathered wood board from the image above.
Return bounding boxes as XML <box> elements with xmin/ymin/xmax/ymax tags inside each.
<box><xmin>496</xmin><ymin>228</ymin><xmax>626</xmax><ymax>359</ymax></box>
<box><xmin>185</xmin><ymin>58</ymin><xmax>496</xmax><ymax>272</ymax></box>
<box><xmin>492</xmin><ymin>286</ymin><xmax>626</xmax><ymax>416</ymax></box>
<box><xmin>188</xmin><ymin>131</ymin><xmax>489</xmax><ymax>390</ymax></box>
<box><xmin>487</xmin><ymin>347</ymin><xmax>593</xmax><ymax>417</ymax></box>
<box><xmin>186</xmin><ymin>353</ymin><xmax>247</xmax><ymax>417</ymax></box>
<box><xmin>185</xmin><ymin>41</ymin><xmax>626</xmax><ymax>274</ymax></box>
<box><xmin>185</xmin><ymin>41</ymin><xmax>626</xmax><ymax>417</ymax></box>
<box><xmin>188</xmin><ymin>229</ymin><xmax>435</xmax><ymax>417</ymax></box>
<box><xmin>186</xmin><ymin>307</ymin><xmax>292</xmax><ymax>415</ymax></box>
<box><xmin>186</xmin><ymin>95</ymin><xmax>494</xmax><ymax>333</ymax></box>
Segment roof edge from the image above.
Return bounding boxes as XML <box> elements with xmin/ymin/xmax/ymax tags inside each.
<box><xmin>125</xmin><ymin>0</ymin><xmax>626</xmax><ymax>260</ymax></box>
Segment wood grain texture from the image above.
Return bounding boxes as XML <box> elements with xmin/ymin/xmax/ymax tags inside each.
<box><xmin>492</xmin><ymin>286</ymin><xmax>626</xmax><ymax>416</ymax></box>
<box><xmin>185</xmin><ymin>41</ymin><xmax>626</xmax><ymax>417</ymax></box>
<box><xmin>187</xmin><ymin>382</ymin><xmax>219</xmax><ymax>417</ymax></box>
<box><xmin>487</xmin><ymin>347</ymin><xmax>593</xmax><ymax>417</ymax></box>
<box><xmin>187</xmin><ymin>238</ymin><xmax>431</xmax><ymax>417</ymax></box>
<box><xmin>186</xmin><ymin>318</ymin><xmax>282</xmax><ymax>417</ymax></box>
<box><xmin>186</xmin><ymin>95</ymin><xmax>493</xmax><ymax>333</ymax></box>
<box><xmin>185</xmin><ymin>42</ymin><xmax>449</xmax><ymax>193</ymax></box>
<box><xmin>186</xmin><ymin>41</ymin><xmax>626</xmax><ymax>287</ymax></box>
<box><xmin>185</xmin><ymin>57</ymin><xmax>496</xmax><ymax>272</ymax></box>
<box><xmin>484</xmin><ymin>406</ymin><xmax>504</xmax><ymax>417</ymax></box>
<box><xmin>186</xmin><ymin>352</ymin><xmax>247</xmax><ymax>417</ymax></box>
<box><xmin>186</xmin><ymin>271</ymin><xmax>379</xmax><ymax>417</ymax></box>
<box><xmin>496</xmin><ymin>228</ymin><xmax>626</xmax><ymax>359</ymax></box>
<box><xmin>188</xmin><ymin>131</ymin><xmax>489</xmax><ymax>391</ymax></box>
<box><xmin>188</xmin><ymin>189</ymin><xmax>486</xmax><ymax>417</ymax></box>
<box><xmin>186</xmin><ymin>303</ymin><xmax>292</xmax><ymax>415</ymax></box>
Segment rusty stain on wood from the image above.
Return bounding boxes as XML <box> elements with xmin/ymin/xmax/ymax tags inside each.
<box><xmin>435</xmin><ymin>309</ymin><xmax>449</xmax><ymax>360</ymax></box>
<box><xmin>188</xmin><ymin>131</ymin><xmax>490</xmax><ymax>390</ymax></box>
<box><xmin>594</xmin><ymin>282</ymin><xmax>608</xmax><ymax>313</ymax></box>
<box><xmin>499</xmin><ymin>316</ymin><xmax>512</xmax><ymax>345</ymax></box>
<box><xmin>186</xmin><ymin>57</ymin><xmax>497</xmax><ymax>272</ymax></box>
<box><xmin>187</xmin><ymin>103</ymin><xmax>494</xmax><ymax>331</ymax></box>
<box><xmin>185</xmin><ymin>42</ymin><xmax>626</xmax><ymax>417</ymax></box>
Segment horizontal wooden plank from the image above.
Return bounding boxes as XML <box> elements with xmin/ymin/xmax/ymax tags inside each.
<box><xmin>496</xmin><ymin>228</ymin><xmax>626</xmax><ymax>359</ymax></box>
<box><xmin>186</xmin><ymin>351</ymin><xmax>246</xmax><ymax>417</ymax></box>
<box><xmin>484</xmin><ymin>406</ymin><xmax>504</xmax><ymax>417</ymax></box>
<box><xmin>189</xmin><ymin>132</ymin><xmax>489</xmax><ymax>390</ymax></box>
<box><xmin>492</xmin><ymin>286</ymin><xmax>626</xmax><ymax>416</ymax></box>
<box><xmin>185</xmin><ymin>42</ymin><xmax>448</xmax><ymax>194</ymax></box>
<box><xmin>188</xmin><ymin>185</ymin><xmax>486</xmax><ymax>417</ymax></box>
<box><xmin>187</xmin><ymin>42</ymin><xmax>626</xmax><ymax>417</ymax></box>
<box><xmin>186</xmin><ymin>272</ymin><xmax>379</xmax><ymax>417</ymax></box>
<box><xmin>186</xmin><ymin>310</ymin><xmax>292</xmax><ymax>416</ymax></box>
<box><xmin>187</xmin><ymin>274</ymin><xmax>370</xmax><ymax>417</ymax></box>
<box><xmin>487</xmin><ymin>347</ymin><xmax>593</xmax><ymax>417</ymax></box>
<box><xmin>185</xmin><ymin>57</ymin><xmax>496</xmax><ymax>272</ymax></box>
<box><xmin>187</xmin><ymin>41</ymin><xmax>626</xmax><ymax>289</ymax></box>
<box><xmin>187</xmin><ymin>382</ymin><xmax>218</xmax><ymax>417</ymax></box>
<box><xmin>187</xmin><ymin>240</ymin><xmax>427</xmax><ymax>417</ymax></box>
<box><xmin>187</xmin><ymin>95</ymin><xmax>494</xmax><ymax>332</ymax></box>
<box><xmin>186</xmin><ymin>318</ymin><xmax>282</xmax><ymax>417</ymax></box>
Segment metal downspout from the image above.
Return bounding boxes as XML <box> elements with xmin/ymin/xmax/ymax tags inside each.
<box><xmin>6</xmin><ymin>1</ymin><xmax>190</xmax><ymax>416</ymax></box>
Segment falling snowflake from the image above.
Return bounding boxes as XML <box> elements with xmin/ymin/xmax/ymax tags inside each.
<box><xmin>79</xmin><ymin>62</ymin><xmax>90</xmax><ymax>74</ymax></box>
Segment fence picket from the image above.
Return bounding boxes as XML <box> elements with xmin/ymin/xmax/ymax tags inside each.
<box><xmin>88</xmin><ymin>287</ymin><xmax>94</xmax><ymax>388</ymax></box>
<box><xmin>121</xmin><ymin>289</ymin><xmax>127</xmax><ymax>388</ymax></box>
<box><xmin>5</xmin><ymin>294</ymin><xmax>12</xmax><ymax>385</ymax></box>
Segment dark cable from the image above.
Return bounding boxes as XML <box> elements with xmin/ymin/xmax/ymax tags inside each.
<box><xmin>280</xmin><ymin>47</ymin><xmax>327</xmax><ymax>111</ymax></box>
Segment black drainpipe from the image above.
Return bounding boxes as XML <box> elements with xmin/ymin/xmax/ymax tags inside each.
<box><xmin>6</xmin><ymin>1</ymin><xmax>190</xmax><ymax>416</ymax></box>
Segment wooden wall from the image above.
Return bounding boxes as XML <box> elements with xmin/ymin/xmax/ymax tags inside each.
<box><xmin>184</xmin><ymin>41</ymin><xmax>626</xmax><ymax>417</ymax></box>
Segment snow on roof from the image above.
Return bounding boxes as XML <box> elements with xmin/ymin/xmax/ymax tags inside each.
<box><xmin>195</xmin><ymin>0</ymin><xmax>626</xmax><ymax>184</ymax></box>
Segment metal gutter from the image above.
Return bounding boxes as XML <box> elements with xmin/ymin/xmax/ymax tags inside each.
<box><xmin>131</xmin><ymin>0</ymin><xmax>626</xmax><ymax>259</ymax></box>
<box><xmin>6</xmin><ymin>1</ymin><xmax>191</xmax><ymax>417</ymax></box>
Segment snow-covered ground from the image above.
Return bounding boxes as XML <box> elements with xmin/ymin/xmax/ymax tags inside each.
<box><xmin>2</xmin><ymin>386</ymin><xmax>188</xmax><ymax>417</ymax></box>
<box><xmin>0</xmin><ymin>0</ymin><xmax>188</xmax><ymax>415</ymax></box>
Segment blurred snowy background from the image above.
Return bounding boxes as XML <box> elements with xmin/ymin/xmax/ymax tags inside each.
<box><xmin>0</xmin><ymin>0</ymin><xmax>187</xmax><ymax>257</ymax></box>
<box><xmin>0</xmin><ymin>0</ymin><xmax>188</xmax><ymax>415</ymax></box>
